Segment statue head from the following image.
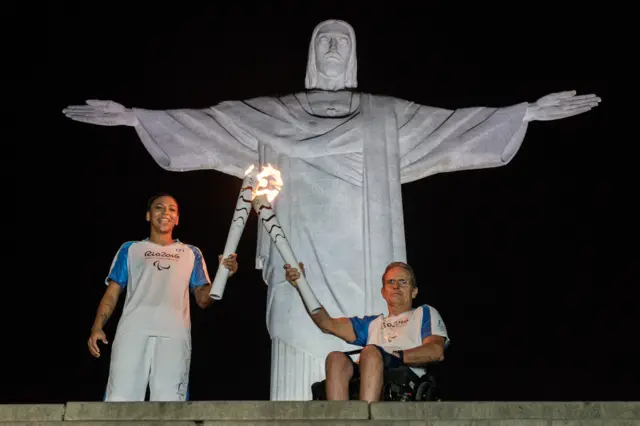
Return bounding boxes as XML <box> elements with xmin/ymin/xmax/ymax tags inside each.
<box><xmin>305</xmin><ymin>19</ymin><xmax>357</xmax><ymax>91</ymax></box>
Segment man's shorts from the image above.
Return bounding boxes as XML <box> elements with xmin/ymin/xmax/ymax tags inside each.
<box><xmin>349</xmin><ymin>346</ymin><xmax>405</xmax><ymax>378</ymax></box>
<box><xmin>104</xmin><ymin>329</ymin><xmax>191</xmax><ymax>401</ymax></box>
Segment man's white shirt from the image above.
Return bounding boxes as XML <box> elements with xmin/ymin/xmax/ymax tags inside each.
<box><xmin>349</xmin><ymin>304</ymin><xmax>450</xmax><ymax>376</ymax></box>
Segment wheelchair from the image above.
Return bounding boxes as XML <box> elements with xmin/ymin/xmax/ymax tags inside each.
<box><xmin>311</xmin><ymin>350</ymin><xmax>440</xmax><ymax>402</ymax></box>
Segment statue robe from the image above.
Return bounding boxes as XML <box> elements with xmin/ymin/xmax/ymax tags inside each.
<box><xmin>131</xmin><ymin>91</ymin><xmax>529</xmax><ymax>400</ymax></box>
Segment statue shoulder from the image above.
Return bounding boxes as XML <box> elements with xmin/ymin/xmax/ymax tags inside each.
<box><xmin>365</xmin><ymin>92</ymin><xmax>414</xmax><ymax>108</ymax></box>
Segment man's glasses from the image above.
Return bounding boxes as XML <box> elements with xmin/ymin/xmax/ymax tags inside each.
<box><xmin>385</xmin><ymin>279</ymin><xmax>411</xmax><ymax>288</ymax></box>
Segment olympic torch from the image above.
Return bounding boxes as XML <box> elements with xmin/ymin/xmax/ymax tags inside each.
<box><xmin>209</xmin><ymin>165</ymin><xmax>259</xmax><ymax>300</ymax></box>
<box><xmin>252</xmin><ymin>165</ymin><xmax>322</xmax><ymax>314</ymax></box>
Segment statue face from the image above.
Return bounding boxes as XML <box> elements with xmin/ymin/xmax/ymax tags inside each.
<box><xmin>314</xmin><ymin>22</ymin><xmax>351</xmax><ymax>79</ymax></box>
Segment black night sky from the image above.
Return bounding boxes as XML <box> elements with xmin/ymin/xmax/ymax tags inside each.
<box><xmin>12</xmin><ymin>4</ymin><xmax>624</xmax><ymax>404</ymax></box>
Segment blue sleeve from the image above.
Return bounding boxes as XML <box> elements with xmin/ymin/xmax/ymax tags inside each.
<box><xmin>421</xmin><ymin>305</ymin><xmax>450</xmax><ymax>348</ymax></box>
<box><xmin>188</xmin><ymin>245</ymin><xmax>211</xmax><ymax>289</ymax></box>
<box><xmin>106</xmin><ymin>241</ymin><xmax>134</xmax><ymax>288</ymax></box>
<box><xmin>348</xmin><ymin>315</ymin><xmax>378</xmax><ymax>346</ymax></box>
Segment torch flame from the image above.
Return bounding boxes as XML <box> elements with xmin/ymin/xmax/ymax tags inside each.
<box><xmin>255</xmin><ymin>164</ymin><xmax>283</xmax><ymax>203</ymax></box>
<box><xmin>244</xmin><ymin>164</ymin><xmax>255</xmax><ymax>176</ymax></box>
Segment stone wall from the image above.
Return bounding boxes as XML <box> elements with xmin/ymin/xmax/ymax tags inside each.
<box><xmin>1</xmin><ymin>401</ymin><xmax>638</xmax><ymax>425</ymax></box>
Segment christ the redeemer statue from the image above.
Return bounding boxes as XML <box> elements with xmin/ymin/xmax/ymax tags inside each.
<box><xmin>63</xmin><ymin>19</ymin><xmax>601</xmax><ymax>401</ymax></box>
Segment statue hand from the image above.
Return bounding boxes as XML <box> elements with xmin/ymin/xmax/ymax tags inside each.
<box><xmin>62</xmin><ymin>100</ymin><xmax>138</xmax><ymax>126</ymax></box>
<box><xmin>524</xmin><ymin>90</ymin><xmax>601</xmax><ymax>122</ymax></box>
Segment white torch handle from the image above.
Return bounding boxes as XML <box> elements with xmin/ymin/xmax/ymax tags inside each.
<box><xmin>210</xmin><ymin>174</ymin><xmax>256</xmax><ymax>300</ymax></box>
<box><xmin>210</xmin><ymin>267</ymin><xmax>230</xmax><ymax>299</ymax></box>
<box><xmin>209</xmin><ymin>230</ymin><xmax>240</xmax><ymax>300</ymax></box>
<box><xmin>272</xmin><ymin>238</ymin><xmax>322</xmax><ymax>314</ymax></box>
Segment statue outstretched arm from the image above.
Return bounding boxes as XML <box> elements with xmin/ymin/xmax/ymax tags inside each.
<box><xmin>62</xmin><ymin>99</ymin><xmax>258</xmax><ymax>178</ymax></box>
<box><xmin>396</xmin><ymin>90</ymin><xmax>601</xmax><ymax>183</ymax></box>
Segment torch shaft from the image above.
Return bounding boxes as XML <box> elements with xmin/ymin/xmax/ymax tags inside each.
<box><xmin>209</xmin><ymin>173</ymin><xmax>257</xmax><ymax>300</ymax></box>
<box><xmin>253</xmin><ymin>195</ymin><xmax>322</xmax><ymax>314</ymax></box>
<box><xmin>272</xmin><ymin>237</ymin><xmax>322</xmax><ymax>314</ymax></box>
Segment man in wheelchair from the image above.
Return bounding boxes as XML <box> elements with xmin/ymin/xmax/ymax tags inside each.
<box><xmin>283</xmin><ymin>261</ymin><xmax>449</xmax><ymax>402</ymax></box>
<box><xmin>310</xmin><ymin>348</ymin><xmax>442</xmax><ymax>402</ymax></box>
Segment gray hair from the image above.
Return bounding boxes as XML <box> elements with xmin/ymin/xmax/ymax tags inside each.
<box><xmin>304</xmin><ymin>19</ymin><xmax>358</xmax><ymax>90</ymax></box>
<box><xmin>382</xmin><ymin>262</ymin><xmax>418</xmax><ymax>288</ymax></box>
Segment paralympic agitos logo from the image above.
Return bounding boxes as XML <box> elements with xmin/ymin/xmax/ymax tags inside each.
<box><xmin>145</xmin><ymin>250</ymin><xmax>179</xmax><ymax>271</ymax></box>
<box><xmin>153</xmin><ymin>260</ymin><xmax>170</xmax><ymax>271</ymax></box>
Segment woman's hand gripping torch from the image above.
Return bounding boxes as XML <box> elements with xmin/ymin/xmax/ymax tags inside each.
<box><xmin>209</xmin><ymin>165</ymin><xmax>258</xmax><ymax>300</ymax></box>
<box><xmin>252</xmin><ymin>165</ymin><xmax>322</xmax><ymax>314</ymax></box>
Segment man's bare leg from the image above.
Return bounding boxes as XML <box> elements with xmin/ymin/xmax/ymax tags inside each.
<box><xmin>358</xmin><ymin>345</ymin><xmax>384</xmax><ymax>402</ymax></box>
<box><xmin>325</xmin><ymin>351</ymin><xmax>354</xmax><ymax>400</ymax></box>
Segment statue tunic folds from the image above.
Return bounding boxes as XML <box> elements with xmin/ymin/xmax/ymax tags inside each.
<box><xmin>63</xmin><ymin>19</ymin><xmax>600</xmax><ymax>400</ymax></box>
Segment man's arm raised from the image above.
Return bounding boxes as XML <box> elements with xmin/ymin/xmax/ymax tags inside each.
<box><xmin>284</xmin><ymin>263</ymin><xmax>356</xmax><ymax>343</ymax></box>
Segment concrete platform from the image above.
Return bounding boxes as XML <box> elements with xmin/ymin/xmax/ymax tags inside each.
<box><xmin>0</xmin><ymin>402</ymin><xmax>638</xmax><ymax>425</ymax></box>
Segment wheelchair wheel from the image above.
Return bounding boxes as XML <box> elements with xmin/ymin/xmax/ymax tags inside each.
<box><xmin>415</xmin><ymin>380</ymin><xmax>437</xmax><ymax>401</ymax></box>
<box><xmin>382</xmin><ymin>382</ymin><xmax>414</xmax><ymax>401</ymax></box>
